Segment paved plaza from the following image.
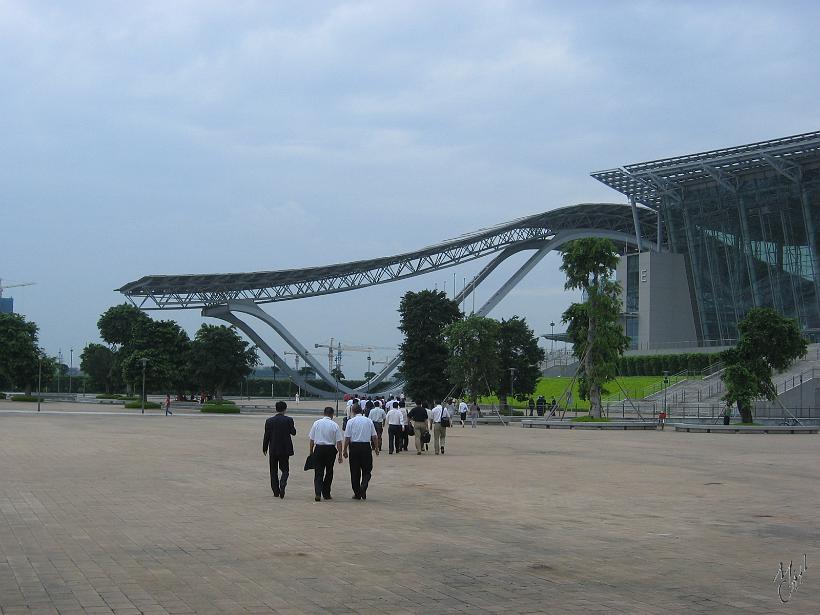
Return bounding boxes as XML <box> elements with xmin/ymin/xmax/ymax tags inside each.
<box><xmin>0</xmin><ymin>402</ymin><xmax>817</xmax><ymax>614</ymax></box>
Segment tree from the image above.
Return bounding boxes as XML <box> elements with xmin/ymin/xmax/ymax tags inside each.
<box><xmin>560</xmin><ymin>238</ymin><xmax>629</xmax><ymax>417</ymax></box>
<box><xmin>80</xmin><ymin>343</ymin><xmax>116</xmax><ymax>393</ymax></box>
<box><xmin>299</xmin><ymin>366</ymin><xmax>317</xmax><ymax>380</ymax></box>
<box><xmin>363</xmin><ymin>371</ymin><xmax>376</xmax><ymax>380</ymax></box>
<box><xmin>0</xmin><ymin>313</ymin><xmax>41</xmax><ymax>395</ymax></box>
<box><xmin>398</xmin><ymin>289</ymin><xmax>462</xmax><ymax>403</ymax></box>
<box><xmin>721</xmin><ymin>307</ymin><xmax>807</xmax><ymax>423</ymax></box>
<box><xmin>330</xmin><ymin>366</ymin><xmax>345</xmax><ymax>381</ymax></box>
<box><xmin>443</xmin><ymin>315</ymin><xmax>500</xmax><ymax>402</ymax></box>
<box><xmin>98</xmin><ymin>304</ymin><xmax>150</xmax><ymax>348</ymax></box>
<box><xmin>496</xmin><ymin>316</ymin><xmax>544</xmax><ymax>402</ymax></box>
<box><xmin>188</xmin><ymin>324</ymin><xmax>258</xmax><ymax>399</ymax></box>
<box><xmin>121</xmin><ymin>318</ymin><xmax>192</xmax><ymax>398</ymax></box>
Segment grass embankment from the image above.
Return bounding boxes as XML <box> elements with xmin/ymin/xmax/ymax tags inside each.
<box><xmin>477</xmin><ymin>375</ymin><xmax>694</xmax><ymax>410</ymax></box>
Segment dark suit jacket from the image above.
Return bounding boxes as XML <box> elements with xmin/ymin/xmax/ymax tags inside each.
<box><xmin>263</xmin><ymin>413</ymin><xmax>296</xmax><ymax>457</ymax></box>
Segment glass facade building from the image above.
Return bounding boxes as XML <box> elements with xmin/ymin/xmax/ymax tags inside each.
<box><xmin>593</xmin><ymin>131</ymin><xmax>820</xmax><ymax>344</ymax></box>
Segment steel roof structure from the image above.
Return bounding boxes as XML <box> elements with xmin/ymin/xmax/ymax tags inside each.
<box><xmin>119</xmin><ymin>202</ymin><xmax>655</xmax><ymax>310</ymax></box>
<box><xmin>591</xmin><ymin>130</ymin><xmax>820</xmax><ymax>208</ymax></box>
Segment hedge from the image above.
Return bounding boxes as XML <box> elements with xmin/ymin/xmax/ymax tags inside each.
<box><xmin>124</xmin><ymin>401</ymin><xmax>161</xmax><ymax>409</ymax></box>
<box><xmin>11</xmin><ymin>395</ymin><xmax>43</xmax><ymax>402</ymax></box>
<box><xmin>616</xmin><ymin>352</ymin><xmax>720</xmax><ymax>376</ymax></box>
<box><xmin>201</xmin><ymin>405</ymin><xmax>240</xmax><ymax>414</ymax></box>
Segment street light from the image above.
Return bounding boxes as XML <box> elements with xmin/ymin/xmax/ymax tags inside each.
<box><xmin>507</xmin><ymin>367</ymin><xmax>517</xmax><ymax>417</ymax></box>
<box><xmin>550</xmin><ymin>321</ymin><xmax>555</xmax><ymax>353</ymax></box>
<box><xmin>663</xmin><ymin>370</ymin><xmax>669</xmax><ymax>417</ymax></box>
<box><xmin>69</xmin><ymin>347</ymin><xmax>73</xmax><ymax>395</ymax></box>
<box><xmin>57</xmin><ymin>349</ymin><xmax>62</xmax><ymax>393</ymax></box>
<box><xmin>140</xmin><ymin>357</ymin><xmax>148</xmax><ymax>414</ymax></box>
<box><xmin>37</xmin><ymin>353</ymin><xmax>43</xmax><ymax>412</ymax></box>
<box><xmin>366</xmin><ymin>354</ymin><xmax>372</xmax><ymax>394</ymax></box>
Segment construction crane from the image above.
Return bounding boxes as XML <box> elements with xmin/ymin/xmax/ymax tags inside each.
<box><xmin>314</xmin><ymin>339</ymin><xmax>397</xmax><ymax>374</ymax></box>
<box><xmin>0</xmin><ymin>278</ymin><xmax>35</xmax><ymax>298</ymax></box>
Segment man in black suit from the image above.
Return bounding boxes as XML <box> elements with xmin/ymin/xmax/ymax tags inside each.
<box><xmin>263</xmin><ymin>401</ymin><xmax>296</xmax><ymax>499</ymax></box>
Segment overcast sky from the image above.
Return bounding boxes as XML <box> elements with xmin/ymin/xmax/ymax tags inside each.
<box><xmin>3</xmin><ymin>0</ymin><xmax>819</xmax><ymax>377</ymax></box>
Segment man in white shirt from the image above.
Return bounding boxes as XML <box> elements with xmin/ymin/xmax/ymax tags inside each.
<box><xmin>430</xmin><ymin>400</ymin><xmax>450</xmax><ymax>455</ymax></box>
<box><xmin>458</xmin><ymin>399</ymin><xmax>469</xmax><ymax>428</ymax></box>
<box><xmin>368</xmin><ymin>400</ymin><xmax>387</xmax><ymax>451</ymax></box>
<box><xmin>385</xmin><ymin>401</ymin><xmax>406</xmax><ymax>454</ymax></box>
<box><xmin>343</xmin><ymin>404</ymin><xmax>379</xmax><ymax>500</ymax></box>
<box><xmin>308</xmin><ymin>407</ymin><xmax>344</xmax><ymax>502</ymax></box>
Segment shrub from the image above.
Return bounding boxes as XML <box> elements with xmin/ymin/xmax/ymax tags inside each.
<box><xmin>201</xmin><ymin>405</ymin><xmax>240</xmax><ymax>414</ymax></box>
<box><xmin>11</xmin><ymin>395</ymin><xmax>43</xmax><ymax>402</ymax></box>
<box><xmin>124</xmin><ymin>401</ymin><xmax>161</xmax><ymax>409</ymax></box>
<box><xmin>205</xmin><ymin>399</ymin><xmax>235</xmax><ymax>405</ymax></box>
<box><xmin>571</xmin><ymin>415</ymin><xmax>610</xmax><ymax>422</ymax></box>
<box><xmin>0</xmin><ymin>392</ymin><xmax>6</xmax><ymax>399</ymax></box>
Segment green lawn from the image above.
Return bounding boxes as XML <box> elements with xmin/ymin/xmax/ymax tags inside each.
<box><xmin>477</xmin><ymin>375</ymin><xmax>691</xmax><ymax>410</ymax></box>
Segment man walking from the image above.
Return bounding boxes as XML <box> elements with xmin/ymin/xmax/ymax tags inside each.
<box><xmin>430</xmin><ymin>400</ymin><xmax>450</xmax><ymax>455</ymax></box>
<box><xmin>343</xmin><ymin>404</ymin><xmax>379</xmax><ymax>500</ymax></box>
<box><xmin>458</xmin><ymin>398</ymin><xmax>468</xmax><ymax>427</ymax></box>
<box><xmin>368</xmin><ymin>400</ymin><xmax>386</xmax><ymax>451</ymax></box>
<box><xmin>385</xmin><ymin>401</ymin><xmax>406</xmax><ymax>454</ymax></box>
<box><xmin>408</xmin><ymin>401</ymin><xmax>430</xmax><ymax>454</ymax></box>
<box><xmin>262</xmin><ymin>401</ymin><xmax>296</xmax><ymax>499</ymax></box>
<box><xmin>308</xmin><ymin>406</ymin><xmax>344</xmax><ymax>502</ymax></box>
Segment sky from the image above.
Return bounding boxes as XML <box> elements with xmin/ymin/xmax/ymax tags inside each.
<box><xmin>2</xmin><ymin>0</ymin><xmax>819</xmax><ymax>378</ymax></box>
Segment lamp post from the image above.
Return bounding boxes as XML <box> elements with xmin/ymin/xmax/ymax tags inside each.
<box><xmin>507</xmin><ymin>367</ymin><xmax>517</xmax><ymax>416</ymax></box>
<box><xmin>69</xmin><ymin>347</ymin><xmax>73</xmax><ymax>395</ymax></box>
<box><xmin>57</xmin><ymin>349</ymin><xmax>62</xmax><ymax>393</ymax></box>
<box><xmin>663</xmin><ymin>370</ymin><xmax>669</xmax><ymax>417</ymax></box>
<box><xmin>366</xmin><ymin>354</ymin><xmax>372</xmax><ymax>394</ymax></box>
<box><xmin>140</xmin><ymin>357</ymin><xmax>148</xmax><ymax>414</ymax></box>
<box><xmin>550</xmin><ymin>321</ymin><xmax>555</xmax><ymax>353</ymax></box>
<box><xmin>37</xmin><ymin>353</ymin><xmax>42</xmax><ymax>412</ymax></box>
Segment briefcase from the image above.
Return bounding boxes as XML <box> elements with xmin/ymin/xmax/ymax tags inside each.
<box><xmin>303</xmin><ymin>454</ymin><xmax>315</xmax><ymax>471</ymax></box>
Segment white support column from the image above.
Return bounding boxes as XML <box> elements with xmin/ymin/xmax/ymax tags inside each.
<box><xmin>630</xmin><ymin>197</ymin><xmax>643</xmax><ymax>252</ymax></box>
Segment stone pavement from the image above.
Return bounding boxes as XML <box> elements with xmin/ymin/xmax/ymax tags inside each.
<box><xmin>0</xmin><ymin>403</ymin><xmax>817</xmax><ymax>614</ymax></box>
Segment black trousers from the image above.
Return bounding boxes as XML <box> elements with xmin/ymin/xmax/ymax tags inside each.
<box><xmin>401</xmin><ymin>425</ymin><xmax>409</xmax><ymax>450</ymax></box>
<box><xmin>348</xmin><ymin>442</ymin><xmax>373</xmax><ymax>496</ymax></box>
<box><xmin>312</xmin><ymin>444</ymin><xmax>337</xmax><ymax>498</ymax></box>
<box><xmin>387</xmin><ymin>424</ymin><xmax>403</xmax><ymax>453</ymax></box>
<box><xmin>269</xmin><ymin>454</ymin><xmax>290</xmax><ymax>493</ymax></box>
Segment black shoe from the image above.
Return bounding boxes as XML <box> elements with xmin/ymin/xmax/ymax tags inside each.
<box><xmin>279</xmin><ymin>489</ymin><xmax>285</xmax><ymax>499</ymax></box>
<box><xmin>441</xmin><ymin>447</ymin><xmax>445</xmax><ymax>454</ymax></box>
<box><xmin>361</xmin><ymin>492</ymin><xmax>367</xmax><ymax>500</ymax></box>
<box><xmin>417</xmin><ymin>451</ymin><xmax>421</xmax><ymax>455</ymax></box>
<box><xmin>352</xmin><ymin>494</ymin><xmax>361</xmax><ymax>500</ymax></box>
<box><xmin>323</xmin><ymin>495</ymin><xmax>332</xmax><ymax>501</ymax></box>
<box><xmin>315</xmin><ymin>495</ymin><xmax>321</xmax><ymax>502</ymax></box>
<box><xmin>273</xmin><ymin>489</ymin><xmax>280</xmax><ymax>497</ymax></box>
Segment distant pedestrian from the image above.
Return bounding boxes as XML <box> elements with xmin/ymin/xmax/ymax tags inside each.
<box><xmin>343</xmin><ymin>404</ymin><xmax>379</xmax><ymax>500</ymax></box>
<box><xmin>398</xmin><ymin>401</ymin><xmax>410</xmax><ymax>451</ymax></box>
<box><xmin>430</xmin><ymin>400</ymin><xmax>451</xmax><ymax>455</ymax></box>
<box><xmin>308</xmin><ymin>407</ymin><xmax>344</xmax><ymax>502</ymax></box>
<box><xmin>385</xmin><ymin>401</ymin><xmax>406</xmax><ymax>454</ymax></box>
<box><xmin>408</xmin><ymin>401</ymin><xmax>430</xmax><ymax>454</ymax></box>
<box><xmin>469</xmin><ymin>402</ymin><xmax>480</xmax><ymax>428</ymax></box>
<box><xmin>528</xmin><ymin>397</ymin><xmax>535</xmax><ymax>417</ymax></box>
<box><xmin>458</xmin><ymin>398</ymin><xmax>468</xmax><ymax>427</ymax></box>
<box><xmin>536</xmin><ymin>395</ymin><xmax>546</xmax><ymax>416</ymax></box>
<box><xmin>262</xmin><ymin>401</ymin><xmax>296</xmax><ymax>499</ymax></box>
<box><xmin>164</xmin><ymin>393</ymin><xmax>172</xmax><ymax>416</ymax></box>
<box><xmin>368</xmin><ymin>400</ymin><xmax>386</xmax><ymax>451</ymax></box>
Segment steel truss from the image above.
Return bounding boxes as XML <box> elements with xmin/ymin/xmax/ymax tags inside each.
<box><xmin>167</xmin><ymin>224</ymin><xmax>654</xmax><ymax>398</ymax></box>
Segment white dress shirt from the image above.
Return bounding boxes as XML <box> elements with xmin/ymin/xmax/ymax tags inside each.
<box><xmin>386</xmin><ymin>407</ymin><xmax>406</xmax><ymax>426</ymax></box>
<box><xmin>359</xmin><ymin>398</ymin><xmax>368</xmax><ymax>412</ymax></box>
<box><xmin>431</xmin><ymin>405</ymin><xmax>450</xmax><ymax>423</ymax></box>
<box><xmin>309</xmin><ymin>417</ymin><xmax>343</xmax><ymax>445</ymax></box>
<box><xmin>459</xmin><ymin>401</ymin><xmax>469</xmax><ymax>414</ymax></box>
<box><xmin>345</xmin><ymin>415</ymin><xmax>377</xmax><ymax>442</ymax></box>
<box><xmin>368</xmin><ymin>406</ymin><xmax>387</xmax><ymax>424</ymax></box>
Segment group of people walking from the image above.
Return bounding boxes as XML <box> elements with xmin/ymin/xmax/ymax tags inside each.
<box><xmin>262</xmin><ymin>396</ymin><xmax>481</xmax><ymax>502</ymax></box>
